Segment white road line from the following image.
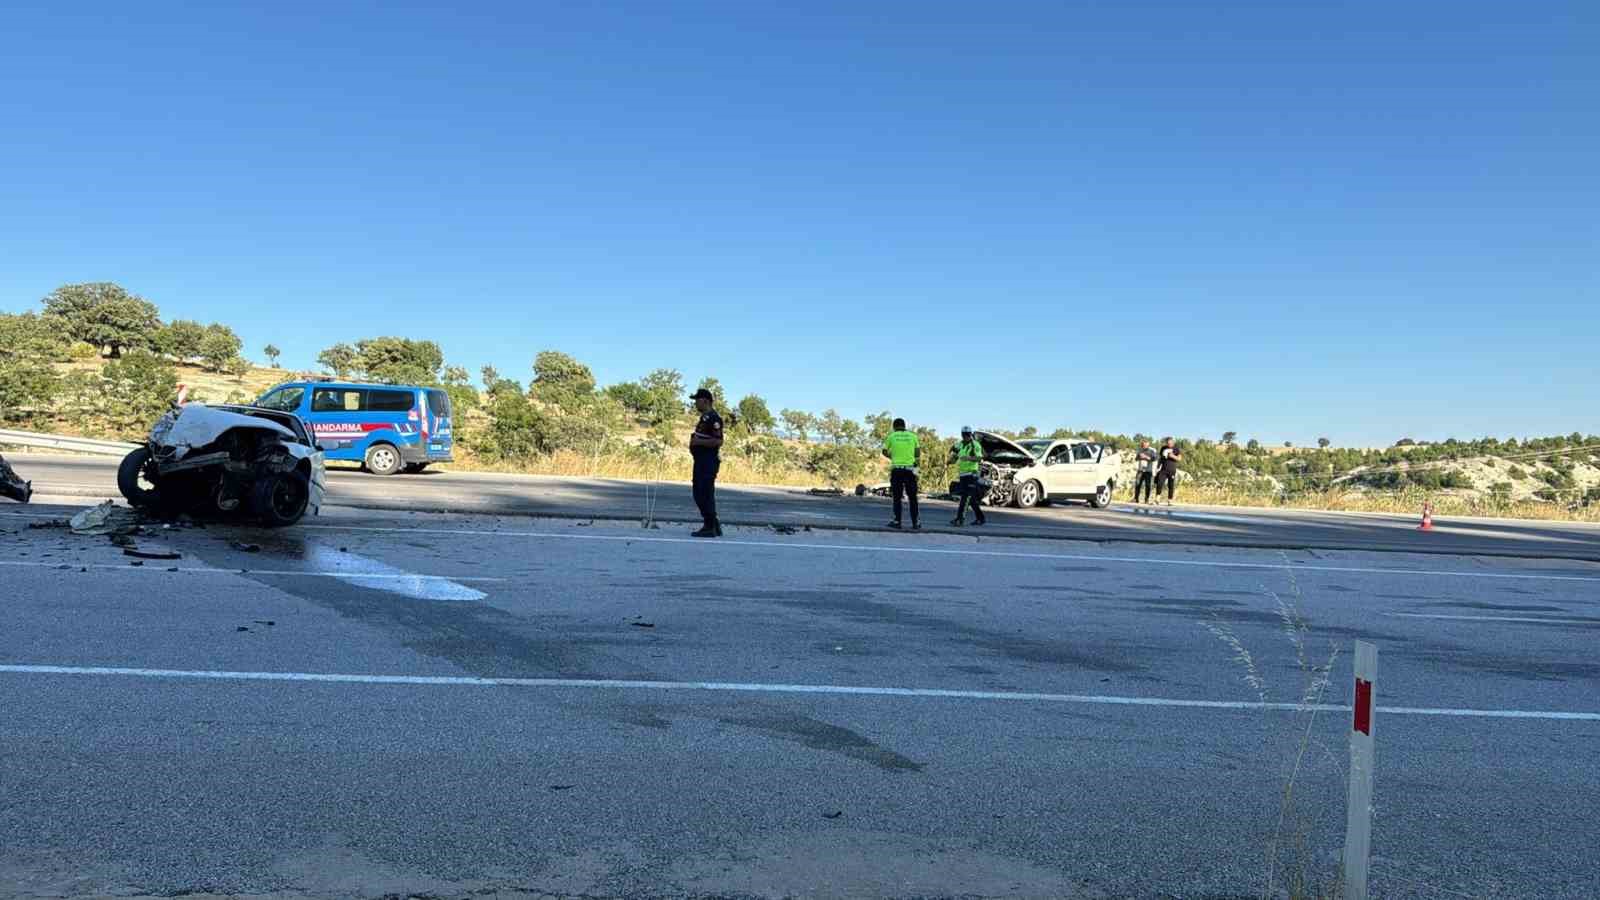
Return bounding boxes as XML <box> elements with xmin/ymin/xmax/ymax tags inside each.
<box><xmin>292</xmin><ymin>523</ymin><xmax>1600</xmax><ymax>584</ymax></box>
<box><xmin>3</xmin><ymin>664</ymin><xmax>1599</xmax><ymax>722</ymax></box>
<box><xmin>7</xmin><ymin>511</ymin><xmax>1598</xmax><ymax>583</ymax></box>
<box><xmin>1387</xmin><ymin>612</ymin><xmax>1598</xmax><ymax>625</ymax></box>
<box><xmin>0</xmin><ymin>559</ymin><xmax>503</xmax><ymax>582</ymax></box>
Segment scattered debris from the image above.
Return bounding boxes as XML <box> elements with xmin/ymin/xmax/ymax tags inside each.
<box><xmin>123</xmin><ymin>548</ymin><xmax>182</xmax><ymax>561</ymax></box>
<box><xmin>128</xmin><ymin>560</ymin><xmax>144</xmax><ymax>567</ymax></box>
<box><xmin>769</xmin><ymin>524</ymin><xmax>800</xmax><ymax>535</ymax></box>
<box><xmin>69</xmin><ymin>501</ymin><xmax>142</xmax><ymax>537</ymax></box>
<box><xmin>822</xmin><ymin>810</ymin><xmax>843</xmax><ymax>819</ymax></box>
<box><xmin>807</xmin><ymin>487</ymin><xmax>845</xmax><ymax>496</ymax></box>
<box><xmin>253</xmin><ymin>620</ymin><xmax>275</xmax><ymax>626</ymax></box>
<box><xmin>548</xmin><ymin>784</ymin><xmax>576</xmax><ymax>791</ymax></box>
<box><xmin>629</xmin><ymin>618</ymin><xmax>656</xmax><ymax>628</ymax></box>
<box><xmin>235</xmin><ymin>626</ymin><xmax>249</xmax><ymax>632</ymax></box>
<box><xmin>27</xmin><ymin>519</ymin><xmax>68</xmax><ymax>530</ymax></box>
<box><xmin>339</xmin><ymin>547</ymin><xmax>349</xmax><ymax>552</ymax></box>
<box><xmin>230</xmin><ymin>542</ymin><xmax>262</xmax><ymax>553</ymax></box>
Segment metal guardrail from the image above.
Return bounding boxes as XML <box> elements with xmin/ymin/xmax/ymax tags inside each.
<box><xmin>0</xmin><ymin>429</ymin><xmax>139</xmax><ymax>457</ymax></box>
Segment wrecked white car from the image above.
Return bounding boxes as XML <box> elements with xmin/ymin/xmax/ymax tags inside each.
<box><xmin>117</xmin><ymin>404</ymin><xmax>327</xmax><ymax>526</ymax></box>
<box><xmin>964</xmin><ymin>432</ymin><xmax>1121</xmax><ymax>510</ymax></box>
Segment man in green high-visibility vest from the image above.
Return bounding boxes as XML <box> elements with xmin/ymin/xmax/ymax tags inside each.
<box><xmin>880</xmin><ymin>417</ymin><xmax>921</xmax><ymax>530</ymax></box>
<box><xmin>949</xmin><ymin>426</ymin><xmax>987</xmax><ymax>526</ymax></box>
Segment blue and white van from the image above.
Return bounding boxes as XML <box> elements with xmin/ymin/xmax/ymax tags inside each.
<box><xmin>255</xmin><ymin>381</ymin><xmax>453</xmax><ymax>475</ymax></box>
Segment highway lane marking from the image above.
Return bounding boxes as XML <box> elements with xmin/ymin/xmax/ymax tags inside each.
<box><xmin>1387</xmin><ymin>612</ymin><xmax>1600</xmax><ymax>625</ymax></box>
<box><xmin>4</xmin><ymin>664</ymin><xmax>1599</xmax><ymax>722</ymax></box>
<box><xmin>288</xmin><ymin>522</ymin><xmax>1600</xmax><ymax>584</ymax></box>
<box><xmin>0</xmin><ymin>559</ymin><xmax>503</xmax><ymax>584</ymax></box>
<box><xmin>6</xmin><ymin>512</ymin><xmax>1599</xmax><ymax>583</ymax></box>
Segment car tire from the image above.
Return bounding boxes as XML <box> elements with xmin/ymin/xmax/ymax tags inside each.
<box><xmin>1015</xmin><ymin>479</ymin><xmax>1042</xmax><ymax>509</ymax></box>
<box><xmin>251</xmin><ymin>469</ymin><xmax>311</xmax><ymax>527</ymax></box>
<box><xmin>364</xmin><ymin>443</ymin><xmax>402</xmax><ymax>476</ymax></box>
<box><xmin>1089</xmin><ymin>482</ymin><xmax>1114</xmax><ymax>509</ymax></box>
<box><xmin>117</xmin><ymin>447</ymin><xmax>162</xmax><ymax>508</ymax></box>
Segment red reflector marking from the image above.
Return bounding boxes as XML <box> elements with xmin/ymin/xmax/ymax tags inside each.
<box><xmin>1353</xmin><ymin>679</ymin><xmax>1373</xmax><ymax>735</ymax></box>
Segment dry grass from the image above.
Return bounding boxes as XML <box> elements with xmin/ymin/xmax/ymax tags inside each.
<box><xmin>1177</xmin><ymin>482</ymin><xmax>1600</xmax><ymax>523</ymax></box>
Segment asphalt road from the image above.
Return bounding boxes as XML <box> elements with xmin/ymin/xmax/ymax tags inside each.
<box><xmin>9</xmin><ymin>452</ymin><xmax>1600</xmax><ymax>561</ymax></box>
<box><xmin>3</xmin><ymin>502</ymin><xmax>1599</xmax><ymax>898</ymax></box>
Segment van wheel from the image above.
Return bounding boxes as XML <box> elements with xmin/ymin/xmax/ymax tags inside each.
<box><xmin>1015</xmin><ymin>479</ymin><xmax>1042</xmax><ymax>509</ymax></box>
<box><xmin>364</xmin><ymin>444</ymin><xmax>402</xmax><ymax>476</ymax></box>
<box><xmin>1089</xmin><ymin>482</ymin><xmax>1114</xmax><ymax>509</ymax></box>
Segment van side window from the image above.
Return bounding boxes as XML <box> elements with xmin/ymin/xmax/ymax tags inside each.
<box><xmin>367</xmin><ymin>389</ymin><xmax>414</xmax><ymax>412</ymax></box>
<box><xmin>257</xmin><ymin>387</ymin><xmax>304</xmax><ymax>412</ymax></box>
<box><xmin>312</xmin><ymin>388</ymin><xmax>364</xmax><ymax>412</ymax></box>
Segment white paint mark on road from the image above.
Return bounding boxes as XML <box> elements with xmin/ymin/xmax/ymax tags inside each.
<box><xmin>301</xmin><ymin>543</ymin><xmax>487</xmax><ymax>601</ymax></box>
<box><xmin>4</xmin><ymin>664</ymin><xmax>1599</xmax><ymax>722</ymax></box>
<box><xmin>1387</xmin><ymin>612</ymin><xmax>1598</xmax><ymax>625</ymax></box>
<box><xmin>292</xmin><ymin>523</ymin><xmax>1600</xmax><ymax>585</ymax></box>
<box><xmin>0</xmin><ymin>559</ymin><xmax>501</xmax><ymax>587</ymax></box>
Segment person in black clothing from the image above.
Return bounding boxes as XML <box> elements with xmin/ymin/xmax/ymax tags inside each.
<box><xmin>1132</xmin><ymin>439</ymin><xmax>1157</xmax><ymax>504</ymax></box>
<box><xmin>1154</xmin><ymin>438</ymin><xmax>1181</xmax><ymax>504</ymax></box>
<box><xmin>688</xmin><ymin>388</ymin><xmax>724</xmax><ymax>537</ymax></box>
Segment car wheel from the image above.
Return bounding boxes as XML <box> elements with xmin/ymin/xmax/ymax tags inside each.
<box><xmin>1016</xmin><ymin>479</ymin><xmax>1042</xmax><ymax>509</ymax></box>
<box><xmin>117</xmin><ymin>448</ymin><xmax>163</xmax><ymax>508</ymax></box>
<box><xmin>1089</xmin><ymin>482</ymin><xmax>1114</xmax><ymax>509</ymax></box>
<box><xmin>251</xmin><ymin>469</ymin><xmax>310</xmax><ymax>527</ymax></box>
<box><xmin>364</xmin><ymin>443</ymin><xmax>402</xmax><ymax>476</ymax></box>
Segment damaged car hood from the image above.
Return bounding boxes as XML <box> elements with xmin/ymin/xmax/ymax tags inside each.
<box><xmin>973</xmin><ymin>431</ymin><xmax>1037</xmax><ymax>468</ymax></box>
<box><xmin>159</xmin><ymin>404</ymin><xmax>300</xmax><ymax>460</ymax></box>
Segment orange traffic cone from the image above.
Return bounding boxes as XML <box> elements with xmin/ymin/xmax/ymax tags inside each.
<box><xmin>1418</xmin><ymin>501</ymin><xmax>1434</xmax><ymax>531</ymax></box>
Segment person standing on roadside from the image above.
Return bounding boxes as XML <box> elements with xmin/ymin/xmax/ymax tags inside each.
<box><xmin>949</xmin><ymin>426</ymin><xmax>987</xmax><ymax>526</ymax></box>
<box><xmin>1155</xmin><ymin>437</ymin><xmax>1182</xmax><ymax>505</ymax></box>
<box><xmin>688</xmin><ymin>388</ymin><xmax>724</xmax><ymax>537</ymax></box>
<box><xmin>881</xmin><ymin>417</ymin><xmax>921</xmax><ymax>530</ymax></box>
<box><xmin>1132</xmin><ymin>439</ymin><xmax>1158</xmax><ymax>504</ymax></box>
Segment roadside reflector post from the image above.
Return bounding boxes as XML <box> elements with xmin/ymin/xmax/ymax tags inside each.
<box><xmin>1344</xmin><ymin>640</ymin><xmax>1378</xmax><ymax>900</ymax></box>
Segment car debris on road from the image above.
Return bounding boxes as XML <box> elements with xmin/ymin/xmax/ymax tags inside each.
<box><xmin>0</xmin><ymin>452</ymin><xmax>32</xmax><ymax>503</ymax></box>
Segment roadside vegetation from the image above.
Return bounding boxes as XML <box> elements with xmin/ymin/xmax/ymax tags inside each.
<box><xmin>5</xmin><ymin>282</ymin><xmax>1599</xmax><ymax>521</ymax></box>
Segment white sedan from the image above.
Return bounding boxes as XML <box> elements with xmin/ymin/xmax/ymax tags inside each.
<box><xmin>970</xmin><ymin>432</ymin><xmax>1121</xmax><ymax>510</ymax></box>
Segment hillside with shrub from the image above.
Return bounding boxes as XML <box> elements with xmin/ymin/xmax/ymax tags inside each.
<box><xmin>4</xmin><ymin>282</ymin><xmax>1597</xmax><ymax>520</ymax></box>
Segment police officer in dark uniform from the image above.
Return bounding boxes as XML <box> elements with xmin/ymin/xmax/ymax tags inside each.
<box><xmin>688</xmin><ymin>388</ymin><xmax>724</xmax><ymax>537</ymax></box>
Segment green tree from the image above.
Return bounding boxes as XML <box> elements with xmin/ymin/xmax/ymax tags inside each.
<box><xmin>264</xmin><ymin>344</ymin><xmax>281</xmax><ymax>367</ymax></box>
<box><xmin>98</xmin><ymin>351</ymin><xmax>178</xmax><ymax>438</ymax></box>
<box><xmin>198</xmin><ymin>324</ymin><xmax>244</xmax><ymax>373</ymax></box>
<box><xmin>318</xmin><ymin>343</ymin><xmax>359</xmax><ymax>378</ymax></box>
<box><xmin>0</xmin><ymin>312</ymin><xmax>71</xmax><ymax>362</ymax></box>
<box><xmin>1317</xmin><ymin>436</ymin><xmax>1331</xmax><ymax>449</ymax></box>
<box><xmin>694</xmin><ymin>376</ymin><xmax>728</xmax><ymax>411</ymax></box>
<box><xmin>153</xmin><ymin>319</ymin><xmax>208</xmax><ymax>360</ymax></box>
<box><xmin>780</xmin><ymin>409</ymin><xmax>815</xmax><ymax>441</ymax></box>
<box><xmin>1246</xmin><ymin>438</ymin><xmax>1262</xmax><ymax>453</ymax></box>
<box><xmin>41</xmin><ymin>282</ymin><xmax>161</xmax><ymax>357</ymax></box>
<box><xmin>1221</xmin><ymin>431</ymin><xmax>1238</xmax><ymax>445</ymax></box>
<box><xmin>817</xmin><ymin>408</ymin><xmax>845</xmax><ymax>444</ymax></box>
<box><xmin>606</xmin><ymin>381</ymin><xmax>652</xmax><ymax>418</ymax></box>
<box><xmin>531</xmin><ymin>351</ymin><xmax>596</xmax><ymax>408</ymax></box>
<box><xmin>354</xmin><ymin>337</ymin><xmax>443</xmax><ymax>384</ymax></box>
<box><xmin>639</xmin><ymin>368</ymin><xmax>685</xmax><ymax>425</ymax></box>
<box><xmin>439</xmin><ymin>365</ymin><xmax>479</xmax><ymax>411</ymax></box>
<box><xmin>736</xmin><ymin>394</ymin><xmax>776</xmax><ymax>434</ymax></box>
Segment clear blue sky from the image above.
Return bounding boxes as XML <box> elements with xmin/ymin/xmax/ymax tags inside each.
<box><xmin>2</xmin><ymin>2</ymin><xmax>1594</xmax><ymax>446</ymax></box>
